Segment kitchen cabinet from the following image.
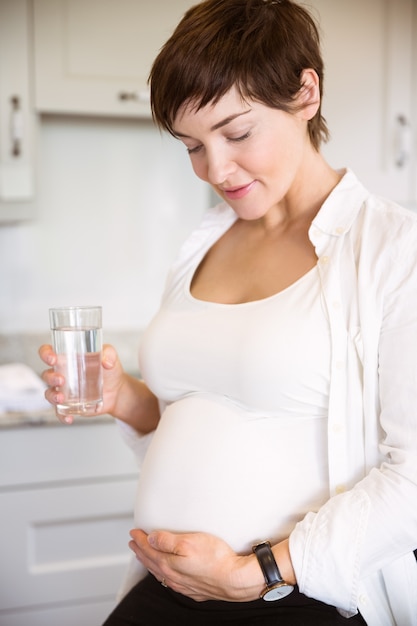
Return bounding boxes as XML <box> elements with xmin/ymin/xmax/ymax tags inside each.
<box><xmin>310</xmin><ymin>0</ymin><xmax>415</xmax><ymax>207</ymax></box>
<box><xmin>0</xmin><ymin>0</ymin><xmax>35</xmax><ymax>221</ymax></box>
<box><xmin>0</xmin><ymin>419</ymin><xmax>139</xmax><ymax>626</ymax></box>
<box><xmin>32</xmin><ymin>0</ymin><xmax>195</xmax><ymax>118</ymax></box>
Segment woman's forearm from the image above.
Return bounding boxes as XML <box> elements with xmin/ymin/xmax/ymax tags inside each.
<box><xmin>111</xmin><ymin>374</ymin><xmax>160</xmax><ymax>434</ymax></box>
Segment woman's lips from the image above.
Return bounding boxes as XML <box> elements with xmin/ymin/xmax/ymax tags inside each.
<box><xmin>222</xmin><ymin>181</ymin><xmax>256</xmax><ymax>200</ymax></box>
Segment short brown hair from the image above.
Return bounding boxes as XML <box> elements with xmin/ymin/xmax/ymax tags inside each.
<box><xmin>149</xmin><ymin>0</ymin><xmax>329</xmax><ymax>150</ymax></box>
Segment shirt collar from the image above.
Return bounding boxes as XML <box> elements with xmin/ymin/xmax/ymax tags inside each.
<box><xmin>310</xmin><ymin>169</ymin><xmax>370</xmax><ymax>240</ymax></box>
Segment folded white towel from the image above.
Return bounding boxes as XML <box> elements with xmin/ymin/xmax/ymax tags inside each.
<box><xmin>0</xmin><ymin>363</ymin><xmax>50</xmax><ymax>412</ymax></box>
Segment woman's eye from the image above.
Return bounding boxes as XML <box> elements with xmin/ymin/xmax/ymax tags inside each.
<box><xmin>185</xmin><ymin>131</ymin><xmax>251</xmax><ymax>155</ymax></box>
<box><xmin>229</xmin><ymin>132</ymin><xmax>251</xmax><ymax>143</ymax></box>
<box><xmin>187</xmin><ymin>144</ymin><xmax>203</xmax><ymax>155</ymax></box>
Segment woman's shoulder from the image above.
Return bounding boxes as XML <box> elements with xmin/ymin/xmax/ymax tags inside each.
<box><xmin>360</xmin><ymin>191</ymin><xmax>417</xmax><ymax>250</ymax></box>
<box><xmin>328</xmin><ymin>169</ymin><xmax>417</xmax><ymax>240</ymax></box>
<box><xmin>351</xmin><ymin>183</ymin><xmax>417</xmax><ymax>280</ymax></box>
<box><xmin>316</xmin><ymin>169</ymin><xmax>417</xmax><ymax>276</ymax></box>
<box><xmin>364</xmin><ymin>190</ymin><xmax>417</xmax><ymax>220</ymax></box>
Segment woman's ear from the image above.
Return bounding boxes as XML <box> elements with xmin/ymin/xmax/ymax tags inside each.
<box><xmin>296</xmin><ymin>69</ymin><xmax>321</xmax><ymax>120</ymax></box>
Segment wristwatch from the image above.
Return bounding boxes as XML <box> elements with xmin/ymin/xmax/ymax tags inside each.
<box><xmin>252</xmin><ymin>541</ymin><xmax>294</xmax><ymax>601</ymax></box>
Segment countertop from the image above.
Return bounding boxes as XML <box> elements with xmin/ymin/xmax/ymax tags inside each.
<box><xmin>0</xmin><ymin>408</ymin><xmax>113</xmax><ymax>429</ymax></box>
<box><xmin>0</xmin><ymin>362</ymin><xmax>141</xmax><ymax>430</ymax></box>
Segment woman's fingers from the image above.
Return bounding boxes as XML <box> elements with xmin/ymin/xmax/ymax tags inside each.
<box><xmin>38</xmin><ymin>344</ymin><xmax>56</xmax><ymax>366</ymax></box>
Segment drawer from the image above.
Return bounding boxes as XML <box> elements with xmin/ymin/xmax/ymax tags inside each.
<box><xmin>0</xmin><ymin>477</ymin><xmax>138</xmax><ymax>612</ymax></box>
<box><xmin>0</xmin><ymin>421</ymin><xmax>139</xmax><ymax>488</ymax></box>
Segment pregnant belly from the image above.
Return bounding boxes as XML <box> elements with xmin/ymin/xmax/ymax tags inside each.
<box><xmin>134</xmin><ymin>393</ymin><xmax>328</xmax><ymax>554</ymax></box>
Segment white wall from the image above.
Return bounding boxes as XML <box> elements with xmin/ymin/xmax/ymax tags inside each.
<box><xmin>0</xmin><ymin>116</ymin><xmax>209</xmax><ymax>334</ymax></box>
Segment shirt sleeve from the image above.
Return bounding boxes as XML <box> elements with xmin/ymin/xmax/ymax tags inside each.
<box><xmin>115</xmin><ymin>419</ymin><xmax>155</xmax><ymax>466</ymax></box>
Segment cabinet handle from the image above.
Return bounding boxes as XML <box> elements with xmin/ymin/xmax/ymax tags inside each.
<box><xmin>118</xmin><ymin>90</ymin><xmax>150</xmax><ymax>103</ymax></box>
<box><xmin>395</xmin><ymin>114</ymin><xmax>412</xmax><ymax>168</ymax></box>
<box><xmin>10</xmin><ymin>96</ymin><xmax>23</xmax><ymax>158</ymax></box>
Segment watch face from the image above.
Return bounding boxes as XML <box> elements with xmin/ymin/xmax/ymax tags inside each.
<box><xmin>262</xmin><ymin>583</ymin><xmax>294</xmax><ymax>601</ymax></box>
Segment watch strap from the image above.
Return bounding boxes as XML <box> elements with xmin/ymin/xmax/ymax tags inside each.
<box><xmin>252</xmin><ymin>541</ymin><xmax>283</xmax><ymax>586</ymax></box>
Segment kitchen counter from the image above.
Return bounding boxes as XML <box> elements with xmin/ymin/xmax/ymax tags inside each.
<box><xmin>0</xmin><ymin>408</ymin><xmax>113</xmax><ymax>429</ymax></box>
<box><xmin>0</xmin><ymin>360</ymin><xmax>141</xmax><ymax>430</ymax></box>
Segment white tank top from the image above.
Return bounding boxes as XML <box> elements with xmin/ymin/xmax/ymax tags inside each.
<box><xmin>136</xmin><ymin>266</ymin><xmax>331</xmax><ymax>554</ymax></box>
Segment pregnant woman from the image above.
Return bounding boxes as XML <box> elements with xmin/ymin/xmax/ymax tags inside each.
<box><xmin>40</xmin><ymin>1</ymin><xmax>417</xmax><ymax>624</ymax></box>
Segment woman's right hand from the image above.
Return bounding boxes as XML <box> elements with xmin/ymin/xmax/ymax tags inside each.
<box><xmin>39</xmin><ymin>344</ymin><xmax>160</xmax><ymax>432</ymax></box>
<box><xmin>38</xmin><ymin>343</ymin><xmax>127</xmax><ymax>425</ymax></box>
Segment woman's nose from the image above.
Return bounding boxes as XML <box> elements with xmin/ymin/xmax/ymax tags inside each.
<box><xmin>206</xmin><ymin>149</ymin><xmax>236</xmax><ymax>186</ymax></box>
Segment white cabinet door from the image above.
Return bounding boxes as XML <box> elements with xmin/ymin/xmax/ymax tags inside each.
<box><xmin>0</xmin><ymin>0</ymin><xmax>35</xmax><ymax>220</ymax></box>
<box><xmin>309</xmin><ymin>0</ymin><xmax>415</xmax><ymax>206</ymax></box>
<box><xmin>0</xmin><ymin>421</ymin><xmax>142</xmax><ymax>625</ymax></box>
<box><xmin>0</xmin><ymin>478</ymin><xmax>137</xmax><ymax>620</ymax></box>
<box><xmin>32</xmin><ymin>0</ymin><xmax>194</xmax><ymax>117</ymax></box>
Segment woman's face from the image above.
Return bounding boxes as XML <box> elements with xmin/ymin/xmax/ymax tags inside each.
<box><xmin>173</xmin><ymin>86</ymin><xmax>316</xmax><ymax>221</ymax></box>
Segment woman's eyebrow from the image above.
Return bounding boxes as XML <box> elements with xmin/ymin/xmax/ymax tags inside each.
<box><xmin>174</xmin><ymin>110</ymin><xmax>252</xmax><ymax>138</ymax></box>
<box><xmin>210</xmin><ymin>109</ymin><xmax>252</xmax><ymax>131</ymax></box>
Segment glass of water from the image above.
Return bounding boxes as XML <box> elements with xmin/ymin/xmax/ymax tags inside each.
<box><xmin>49</xmin><ymin>306</ymin><xmax>103</xmax><ymax>417</ymax></box>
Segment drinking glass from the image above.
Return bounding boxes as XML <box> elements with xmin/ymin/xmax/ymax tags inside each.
<box><xmin>49</xmin><ymin>306</ymin><xmax>103</xmax><ymax>417</ymax></box>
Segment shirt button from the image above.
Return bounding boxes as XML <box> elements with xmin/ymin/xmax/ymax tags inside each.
<box><xmin>359</xmin><ymin>594</ymin><xmax>367</xmax><ymax>605</ymax></box>
<box><xmin>332</xmin><ymin>423</ymin><xmax>344</xmax><ymax>434</ymax></box>
<box><xmin>335</xmin><ymin>227</ymin><xmax>344</xmax><ymax>235</ymax></box>
<box><xmin>335</xmin><ymin>361</ymin><xmax>343</xmax><ymax>370</ymax></box>
<box><xmin>320</xmin><ymin>256</ymin><xmax>329</xmax><ymax>264</ymax></box>
<box><xmin>335</xmin><ymin>484</ymin><xmax>346</xmax><ymax>494</ymax></box>
<box><xmin>332</xmin><ymin>300</ymin><xmax>341</xmax><ymax>309</ymax></box>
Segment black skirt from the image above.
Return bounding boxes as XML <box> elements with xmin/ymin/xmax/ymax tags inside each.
<box><xmin>102</xmin><ymin>574</ymin><xmax>367</xmax><ymax>626</ymax></box>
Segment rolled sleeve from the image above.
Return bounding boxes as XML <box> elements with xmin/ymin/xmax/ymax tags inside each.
<box><xmin>289</xmin><ymin>488</ymin><xmax>370</xmax><ymax>614</ymax></box>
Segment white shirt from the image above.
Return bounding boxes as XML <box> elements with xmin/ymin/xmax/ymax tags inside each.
<box><xmin>118</xmin><ymin>170</ymin><xmax>417</xmax><ymax>625</ymax></box>
<box><xmin>134</xmin><ymin>265</ymin><xmax>330</xmax><ymax>552</ymax></box>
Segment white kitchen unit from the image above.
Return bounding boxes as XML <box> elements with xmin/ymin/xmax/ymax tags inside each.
<box><xmin>0</xmin><ymin>0</ymin><xmax>36</xmax><ymax>221</ymax></box>
<box><xmin>31</xmin><ymin>0</ymin><xmax>416</xmax><ymax>206</ymax></box>
<box><xmin>0</xmin><ymin>418</ymin><xmax>140</xmax><ymax>626</ymax></box>
<box><xmin>32</xmin><ymin>0</ymin><xmax>195</xmax><ymax>118</ymax></box>
<box><xmin>310</xmin><ymin>0</ymin><xmax>415</xmax><ymax>207</ymax></box>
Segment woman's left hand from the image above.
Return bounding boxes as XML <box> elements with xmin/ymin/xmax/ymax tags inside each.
<box><xmin>129</xmin><ymin>528</ymin><xmax>264</xmax><ymax>602</ymax></box>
